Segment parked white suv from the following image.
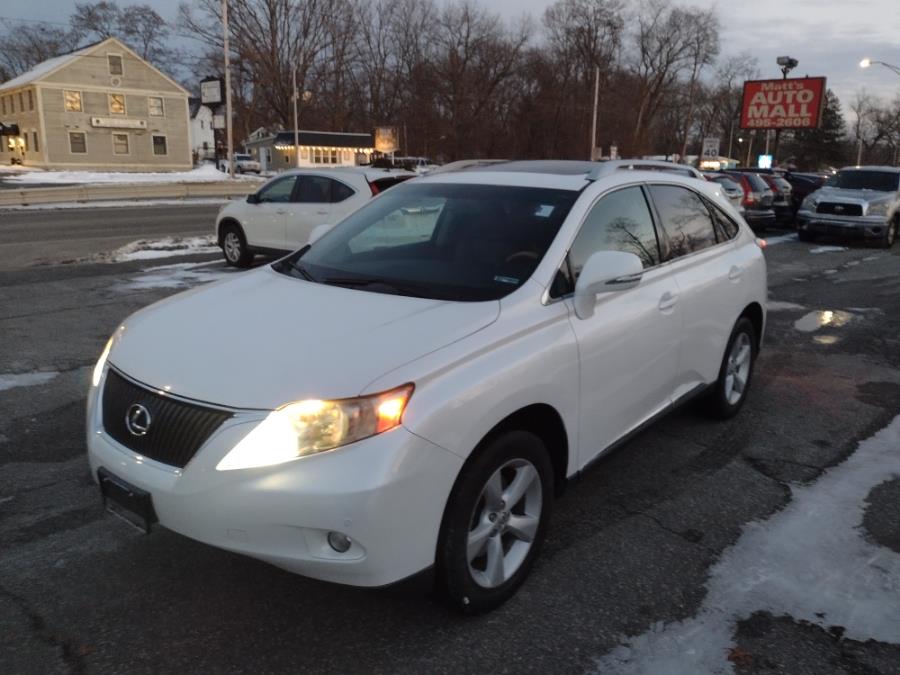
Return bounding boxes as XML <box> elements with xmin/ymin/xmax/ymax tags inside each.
<box><xmin>87</xmin><ymin>161</ymin><xmax>766</xmax><ymax>613</ymax></box>
<box><xmin>215</xmin><ymin>167</ymin><xmax>414</xmax><ymax>266</ymax></box>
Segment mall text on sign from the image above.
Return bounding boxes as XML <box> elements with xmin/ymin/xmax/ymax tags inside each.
<box><xmin>739</xmin><ymin>77</ymin><xmax>826</xmax><ymax>130</ymax></box>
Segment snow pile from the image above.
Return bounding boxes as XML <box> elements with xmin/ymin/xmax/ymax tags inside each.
<box><xmin>595</xmin><ymin>416</ymin><xmax>900</xmax><ymax>674</ymax></box>
<box><xmin>117</xmin><ymin>261</ymin><xmax>235</xmax><ymax>291</ymax></box>
<box><xmin>766</xmin><ymin>300</ymin><xmax>805</xmax><ymax>312</ymax></box>
<box><xmin>763</xmin><ymin>233</ymin><xmax>798</xmax><ymax>246</ymax></box>
<box><xmin>3</xmin><ymin>164</ymin><xmax>262</xmax><ymax>185</ymax></box>
<box><xmin>0</xmin><ymin>371</ymin><xmax>59</xmax><ymax>392</ymax></box>
<box><xmin>810</xmin><ymin>245</ymin><xmax>849</xmax><ymax>254</ymax></box>
<box><xmin>108</xmin><ymin>236</ymin><xmax>220</xmax><ymax>262</ymax></box>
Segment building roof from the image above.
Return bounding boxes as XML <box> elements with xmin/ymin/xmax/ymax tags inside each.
<box><xmin>264</xmin><ymin>130</ymin><xmax>375</xmax><ymax>149</ymax></box>
<box><xmin>0</xmin><ymin>37</ymin><xmax>188</xmax><ymax>95</ymax></box>
<box><xmin>0</xmin><ymin>42</ymin><xmax>98</xmax><ymax>92</ymax></box>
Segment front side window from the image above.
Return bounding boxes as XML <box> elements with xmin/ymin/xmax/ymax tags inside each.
<box><xmin>148</xmin><ymin>96</ymin><xmax>164</xmax><ymax>117</ymax></box>
<box><xmin>277</xmin><ymin>183</ymin><xmax>578</xmax><ymax>301</ymax></box>
<box><xmin>113</xmin><ymin>133</ymin><xmax>129</xmax><ymax>155</ymax></box>
<box><xmin>109</xmin><ymin>94</ymin><xmax>126</xmax><ymax>115</ymax></box>
<box><xmin>648</xmin><ymin>185</ymin><xmax>718</xmax><ymax>259</ymax></box>
<box><xmin>256</xmin><ymin>176</ymin><xmax>298</xmax><ymax>203</ymax></box>
<box><xmin>108</xmin><ymin>54</ymin><xmax>124</xmax><ymax>75</ymax></box>
<box><xmin>69</xmin><ymin>132</ymin><xmax>87</xmax><ymax>153</ymax></box>
<box><xmin>568</xmin><ymin>186</ymin><xmax>661</xmax><ymax>282</ymax></box>
<box><xmin>64</xmin><ymin>90</ymin><xmax>82</xmax><ymax>112</ymax></box>
<box><xmin>151</xmin><ymin>135</ymin><xmax>167</xmax><ymax>155</ymax></box>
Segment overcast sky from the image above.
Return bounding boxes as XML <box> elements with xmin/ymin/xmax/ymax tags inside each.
<box><xmin>8</xmin><ymin>0</ymin><xmax>900</xmax><ymax>114</ymax></box>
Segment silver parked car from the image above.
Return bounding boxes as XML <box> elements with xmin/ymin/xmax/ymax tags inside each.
<box><xmin>797</xmin><ymin>166</ymin><xmax>900</xmax><ymax>247</ymax></box>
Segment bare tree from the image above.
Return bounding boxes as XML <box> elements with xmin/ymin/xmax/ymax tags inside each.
<box><xmin>71</xmin><ymin>1</ymin><xmax>121</xmax><ymax>40</ymax></box>
<box><xmin>0</xmin><ymin>22</ymin><xmax>77</xmax><ymax>80</ymax></box>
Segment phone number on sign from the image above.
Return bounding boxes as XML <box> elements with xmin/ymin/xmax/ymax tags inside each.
<box><xmin>744</xmin><ymin>117</ymin><xmax>813</xmax><ymax>129</ymax></box>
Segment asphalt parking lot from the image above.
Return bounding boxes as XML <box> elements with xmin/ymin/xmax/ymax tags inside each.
<box><xmin>2</xmin><ymin>208</ymin><xmax>900</xmax><ymax>674</ymax></box>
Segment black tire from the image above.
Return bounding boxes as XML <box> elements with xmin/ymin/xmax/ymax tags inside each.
<box><xmin>436</xmin><ymin>430</ymin><xmax>554</xmax><ymax>614</ymax></box>
<box><xmin>798</xmin><ymin>229</ymin><xmax>815</xmax><ymax>242</ymax></box>
<box><xmin>705</xmin><ymin>317</ymin><xmax>757</xmax><ymax>420</ymax></box>
<box><xmin>876</xmin><ymin>219</ymin><xmax>897</xmax><ymax>249</ymax></box>
<box><xmin>220</xmin><ymin>222</ymin><xmax>253</xmax><ymax>268</ymax></box>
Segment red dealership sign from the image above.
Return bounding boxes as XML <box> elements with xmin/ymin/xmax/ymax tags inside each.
<box><xmin>739</xmin><ymin>77</ymin><xmax>826</xmax><ymax>130</ymax></box>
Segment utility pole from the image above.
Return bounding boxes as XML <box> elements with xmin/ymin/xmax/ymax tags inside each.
<box><xmin>746</xmin><ymin>131</ymin><xmax>754</xmax><ymax>167</ymax></box>
<box><xmin>772</xmin><ymin>56</ymin><xmax>798</xmax><ymax>165</ymax></box>
<box><xmin>590</xmin><ymin>66</ymin><xmax>600</xmax><ymax>160</ymax></box>
<box><xmin>222</xmin><ymin>0</ymin><xmax>234</xmax><ymax>179</ymax></box>
<box><xmin>293</xmin><ymin>66</ymin><xmax>300</xmax><ymax>168</ymax></box>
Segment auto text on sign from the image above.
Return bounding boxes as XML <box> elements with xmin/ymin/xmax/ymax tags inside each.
<box><xmin>739</xmin><ymin>77</ymin><xmax>826</xmax><ymax>130</ymax></box>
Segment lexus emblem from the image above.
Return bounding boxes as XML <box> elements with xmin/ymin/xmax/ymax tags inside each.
<box><xmin>125</xmin><ymin>403</ymin><xmax>152</xmax><ymax>437</ymax></box>
<box><xmin>834</xmin><ymin>205</ymin><xmax>844</xmax><ymax>212</ymax></box>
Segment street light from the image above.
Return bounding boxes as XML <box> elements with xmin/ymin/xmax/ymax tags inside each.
<box><xmin>292</xmin><ymin>66</ymin><xmax>312</xmax><ymax>168</ymax></box>
<box><xmin>860</xmin><ymin>58</ymin><xmax>900</xmax><ymax>76</ymax></box>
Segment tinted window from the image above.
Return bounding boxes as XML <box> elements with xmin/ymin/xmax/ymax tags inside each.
<box><xmin>827</xmin><ymin>170</ymin><xmax>899</xmax><ymax>192</ymax></box>
<box><xmin>569</xmin><ymin>187</ymin><xmax>660</xmax><ymax>278</ymax></box>
<box><xmin>257</xmin><ymin>176</ymin><xmax>297</xmax><ymax>203</ymax></box>
<box><xmin>649</xmin><ymin>185</ymin><xmax>718</xmax><ymax>258</ymax></box>
<box><xmin>277</xmin><ymin>183</ymin><xmax>578</xmax><ymax>301</ymax></box>
<box><xmin>331</xmin><ymin>180</ymin><xmax>355</xmax><ymax>203</ymax></box>
<box><xmin>296</xmin><ymin>176</ymin><xmax>332</xmax><ymax>203</ymax></box>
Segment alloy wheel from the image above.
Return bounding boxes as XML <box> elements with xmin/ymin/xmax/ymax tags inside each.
<box><xmin>466</xmin><ymin>458</ymin><xmax>543</xmax><ymax>589</ymax></box>
<box><xmin>724</xmin><ymin>332</ymin><xmax>752</xmax><ymax>405</ymax></box>
<box><xmin>223</xmin><ymin>231</ymin><xmax>242</xmax><ymax>263</ymax></box>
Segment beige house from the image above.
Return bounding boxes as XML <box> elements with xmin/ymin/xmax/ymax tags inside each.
<box><xmin>244</xmin><ymin>130</ymin><xmax>375</xmax><ymax>173</ymax></box>
<box><xmin>0</xmin><ymin>37</ymin><xmax>192</xmax><ymax>171</ymax></box>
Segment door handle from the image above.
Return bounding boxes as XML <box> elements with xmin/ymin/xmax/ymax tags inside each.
<box><xmin>316</xmin><ymin>210</ymin><xmax>329</xmax><ymax>216</ymax></box>
<box><xmin>728</xmin><ymin>265</ymin><xmax>743</xmax><ymax>281</ymax></box>
<box><xmin>658</xmin><ymin>291</ymin><xmax>678</xmax><ymax>312</ymax></box>
<box><xmin>275</xmin><ymin>209</ymin><xmax>287</xmax><ymax>215</ymax></box>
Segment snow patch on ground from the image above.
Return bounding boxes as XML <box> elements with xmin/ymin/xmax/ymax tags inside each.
<box><xmin>117</xmin><ymin>261</ymin><xmax>235</xmax><ymax>291</ymax></box>
<box><xmin>104</xmin><ymin>236</ymin><xmax>220</xmax><ymax>263</ymax></box>
<box><xmin>0</xmin><ymin>371</ymin><xmax>60</xmax><ymax>392</ymax></box>
<box><xmin>595</xmin><ymin>415</ymin><xmax>900</xmax><ymax>674</ymax></box>
<box><xmin>766</xmin><ymin>300</ymin><xmax>805</xmax><ymax>312</ymax></box>
<box><xmin>763</xmin><ymin>233</ymin><xmax>798</xmax><ymax>246</ymax></box>
<box><xmin>3</xmin><ymin>164</ymin><xmax>262</xmax><ymax>185</ymax></box>
<box><xmin>1</xmin><ymin>198</ymin><xmax>231</xmax><ymax>211</ymax></box>
<box><xmin>810</xmin><ymin>245</ymin><xmax>849</xmax><ymax>254</ymax></box>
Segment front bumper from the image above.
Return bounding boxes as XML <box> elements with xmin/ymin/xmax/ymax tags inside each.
<box><xmin>86</xmin><ymin>372</ymin><xmax>463</xmax><ymax>587</ymax></box>
<box><xmin>796</xmin><ymin>211</ymin><xmax>890</xmax><ymax>239</ymax></box>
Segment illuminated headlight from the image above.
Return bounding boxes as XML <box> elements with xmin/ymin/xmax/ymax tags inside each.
<box><xmin>800</xmin><ymin>195</ymin><xmax>819</xmax><ymax>211</ymax></box>
<box><xmin>867</xmin><ymin>202</ymin><xmax>889</xmax><ymax>217</ymax></box>
<box><xmin>91</xmin><ymin>337</ymin><xmax>114</xmax><ymax>387</ymax></box>
<box><xmin>216</xmin><ymin>384</ymin><xmax>414</xmax><ymax>471</ymax></box>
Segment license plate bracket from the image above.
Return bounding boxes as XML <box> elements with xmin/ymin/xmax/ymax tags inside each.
<box><xmin>98</xmin><ymin>467</ymin><xmax>158</xmax><ymax>534</ymax></box>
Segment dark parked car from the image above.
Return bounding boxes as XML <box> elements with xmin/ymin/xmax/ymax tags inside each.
<box><xmin>759</xmin><ymin>175</ymin><xmax>793</xmax><ymax>225</ymax></box>
<box><xmin>724</xmin><ymin>171</ymin><xmax>776</xmax><ymax>231</ymax></box>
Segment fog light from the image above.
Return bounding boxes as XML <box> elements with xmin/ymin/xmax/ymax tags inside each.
<box><xmin>327</xmin><ymin>531</ymin><xmax>352</xmax><ymax>553</ymax></box>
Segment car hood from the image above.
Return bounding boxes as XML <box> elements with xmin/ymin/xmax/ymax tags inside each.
<box><xmin>108</xmin><ymin>267</ymin><xmax>500</xmax><ymax>409</ymax></box>
<box><xmin>813</xmin><ymin>187</ymin><xmax>895</xmax><ymax>204</ymax></box>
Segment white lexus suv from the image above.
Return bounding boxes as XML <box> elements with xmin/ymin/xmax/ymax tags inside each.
<box><xmin>215</xmin><ymin>167</ymin><xmax>414</xmax><ymax>267</ymax></box>
<box><xmin>88</xmin><ymin>161</ymin><xmax>766</xmax><ymax>613</ymax></box>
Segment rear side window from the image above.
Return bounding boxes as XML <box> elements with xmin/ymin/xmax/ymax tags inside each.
<box><xmin>709</xmin><ymin>204</ymin><xmax>740</xmax><ymax>241</ymax></box>
<box><xmin>295</xmin><ymin>176</ymin><xmax>333</xmax><ymax>203</ymax></box>
<box><xmin>649</xmin><ymin>185</ymin><xmax>718</xmax><ymax>259</ymax></box>
<box><xmin>331</xmin><ymin>180</ymin><xmax>355</xmax><ymax>203</ymax></box>
<box><xmin>569</xmin><ymin>186</ymin><xmax>661</xmax><ymax>275</ymax></box>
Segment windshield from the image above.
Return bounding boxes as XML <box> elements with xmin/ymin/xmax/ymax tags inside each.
<box><xmin>827</xmin><ymin>170</ymin><xmax>900</xmax><ymax>192</ymax></box>
<box><xmin>235</xmin><ymin>154</ymin><xmax>251</xmax><ymax>161</ymax></box>
<box><xmin>274</xmin><ymin>182</ymin><xmax>578</xmax><ymax>301</ymax></box>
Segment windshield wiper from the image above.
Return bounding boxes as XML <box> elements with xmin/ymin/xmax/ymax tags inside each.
<box><xmin>322</xmin><ymin>276</ymin><xmax>431</xmax><ymax>298</ymax></box>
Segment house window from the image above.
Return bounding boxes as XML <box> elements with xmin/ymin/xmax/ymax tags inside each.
<box><xmin>312</xmin><ymin>148</ymin><xmax>339</xmax><ymax>164</ymax></box>
<box><xmin>32</xmin><ymin>131</ymin><xmax>39</xmax><ymax>153</ymax></box>
<box><xmin>148</xmin><ymin>96</ymin><xmax>164</xmax><ymax>117</ymax></box>
<box><xmin>9</xmin><ymin>95</ymin><xmax>14</xmax><ymax>113</ymax></box>
<box><xmin>109</xmin><ymin>94</ymin><xmax>126</xmax><ymax>115</ymax></box>
<box><xmin>1</xmin><ymin>97</ymin><xmax>5</xmax><ymax>115</ymax></box>
<box><xmin>27</xmin><ymin>90</ymin><xmax>33</xmax><ymax>111</ymax></box>
<box><xmin>69</xmin><ymin>132</ymin><xmax>87</xmax><ymax>154</ymax></box>
<box><xmin>64</xmin><ymin>90</ymin><xmax>82</xmax><ymax>112</ymax></box>
<box><xmin>18</xmin><ymin>92</ymin><xmax>24</xmax><ymax>111</ymax></box>
<box><xmin>152</xmin><ymin>135</ymin><xmax>167</xmax><ymax>155</ymax></box>
<box><xmin>23</xmin><ymin>133</ymin><xmax>28</xmax><ymax>152</ymax></box>
<box><xmin>108</xmin><ymin>54</ymin><xmax>123</xmax><ymax>76</ymax></box>
<box><xmin>113</xmin><ymin>133</ymin><xmax>129</xmax><ymax>155</ymax></box>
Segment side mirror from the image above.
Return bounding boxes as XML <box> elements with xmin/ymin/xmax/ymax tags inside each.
<box><xmin>573</xmin><ymin>250</ymin><xmax>643</xmax><ymax>319</ymax></box>
<box><xmin>308</xmin><ymin>223</ymin><xmax>332</xmax><ymax>245</ymax></box>
<box><xmin>246</xmin><ymin>193</ymin><xmax>260</xmax><ymax>204</ymax></box>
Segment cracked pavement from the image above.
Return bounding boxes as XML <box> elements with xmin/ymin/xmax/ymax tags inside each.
<box><xmin>2</xmin><ymin>211</ymin><xmax>900</xmax><ymax>674</ymax></box>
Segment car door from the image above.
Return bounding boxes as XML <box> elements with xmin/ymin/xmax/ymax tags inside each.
<box><xmin>284</xmin><ymin>175</ymin><xmax>336</xmax><ymax>248</ymax></box>
<box><xmin>247</xmin><ymin>175</ymin><xmax>298</xmax><ymax>249</ymax></box>
<box><xmin>646</xmin><ymin>183</ymin><xmax>744</xmax><ymax>399</ymax></box>
<box><xmin>559</xmin><ymin>185</ymin><xmax>682</xmax><ymax>466</ymax></box>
